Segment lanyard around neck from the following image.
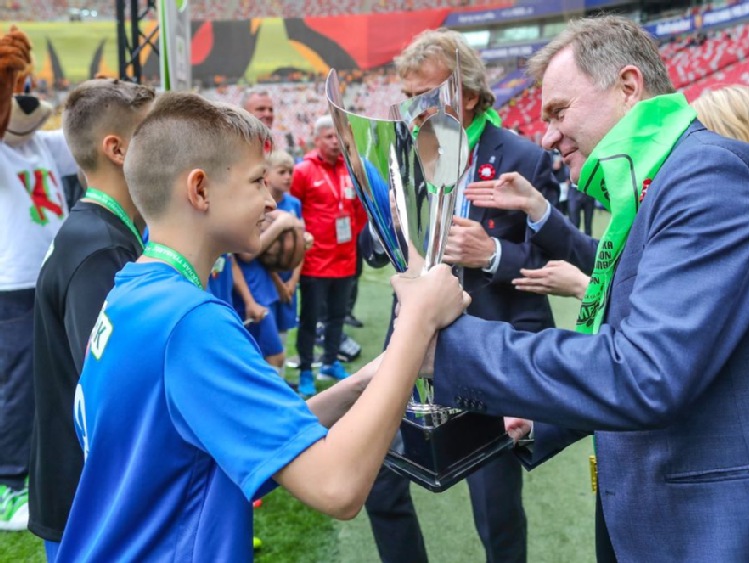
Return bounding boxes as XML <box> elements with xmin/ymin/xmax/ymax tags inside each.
<box><xmin>85</xmin><ymin>188</ymin><xmax>143</xmax><ymax>250</ymax></box>
<box><xmin>142</xmin><ymin>242</ymin><xmax>203</xmax><ymax>289</ymax></box>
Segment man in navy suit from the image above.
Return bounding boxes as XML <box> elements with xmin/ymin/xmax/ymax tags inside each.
<box><xmin>423</xmin><ymin>15</ymin><xmax>749</xmax><ymax>562</ymax></box>
<box><xmin>363</xmin><ymin>29</ymin><xmax>559</xmax><ymax>563</ymax></box>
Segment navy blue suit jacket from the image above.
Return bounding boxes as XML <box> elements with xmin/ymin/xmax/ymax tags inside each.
<box><xmin>463</xmin><ymin>124</ymin><xmax>559</xmax><ymax>331</ymax></box>
<box><xmin>434</xmin><ymin>122</ymin><xmax>749</xmax><ymax>561</ymax></box>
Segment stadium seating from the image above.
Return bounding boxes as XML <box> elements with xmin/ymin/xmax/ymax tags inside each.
<box><xmin>1</xmin><ymin>0</ymin><xmax>505</xmax><ymax>21</ymax></box>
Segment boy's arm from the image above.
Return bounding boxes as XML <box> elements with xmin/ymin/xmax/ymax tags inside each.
<box><xmin>273</xmin><ymin>265</ymin><xmax>469</xmax><ymax>519</ymax></box>
<box><xmin>269</xmin><ymin>272</ymin><xmax>290</xmax><ymax>303</ymax></box>
<box><xmin>230</xmin><ymin>255</ymin><xmax>266</xmax><ymax>321</ymax></box>
<box><xmin>305</xmin><ymin>354</ymin><xmax>382</xmax><ymax>428</ymax></box>
<box><xmin>285</xmin><ymin>262</ymin><xmax>302</xmax><ymax>293</ymax></box>
<box><xmin>236</xmin><ymin>211</ymin><xmax>301</xmax><ymax>261</ymax></box>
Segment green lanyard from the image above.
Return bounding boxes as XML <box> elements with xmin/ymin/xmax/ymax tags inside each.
<box><xmin>85</xmin><ymin>188</ymin><xmax>143</xmax><ymax>250</ymax></box>
<box><xmin>143</xmin><ymin>242</ymin><xmax>203</xmax><ymax>289</ymax></box>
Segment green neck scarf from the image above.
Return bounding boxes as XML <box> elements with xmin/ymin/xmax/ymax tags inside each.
<box><xmin>576</xmin><ymin>93</ymin><xmax>696</xmax><ymax>334</ymax></box>
<box><xmin>465</xmin><ymin>107</ymin><xmax>502</xmax><ymax>151</ymax></box>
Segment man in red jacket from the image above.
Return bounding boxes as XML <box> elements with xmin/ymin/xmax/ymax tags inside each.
<box><xmin>291</xmin><ymin>115</ymin><xmax>366</xmax><ymax>397</ymax></box>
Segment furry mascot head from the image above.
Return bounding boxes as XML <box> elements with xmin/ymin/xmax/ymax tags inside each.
<box><xmin>0</xmin><ymin>25</ymin><xmax>53</xmax><ymax>147</ymax></box>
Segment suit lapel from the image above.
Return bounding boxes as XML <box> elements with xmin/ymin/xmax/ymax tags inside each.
<box><xmin>470</xmin><ymin>123</ymin><xmax>504</xmax><ymax>223</ymax></box>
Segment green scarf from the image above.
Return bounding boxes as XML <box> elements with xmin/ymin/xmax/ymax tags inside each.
<box><xmin>576</xmin><ymin>93</ymin><xmax>696</xmax><ymax>334</ymax></box>
<box><xmin>466</xmin><ymin>107</ymin><xmax>502</xmax><ymax>151</ymax></box>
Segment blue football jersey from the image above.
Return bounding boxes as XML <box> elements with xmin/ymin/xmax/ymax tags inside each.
<box><xmin>60</xmin><ymin>261</ymin><xmax>327</xmax><ymax>562</ymax></box>
<box><xmin>207</xmin><ymin>253</ymin><xmax>233</xmax><ymax>304</ymax></box>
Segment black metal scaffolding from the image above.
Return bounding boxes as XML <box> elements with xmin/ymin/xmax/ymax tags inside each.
<box><xmin>116</xmin><ymin>0</ymin><xmax>158</xmax><ymax>83</ymax></box>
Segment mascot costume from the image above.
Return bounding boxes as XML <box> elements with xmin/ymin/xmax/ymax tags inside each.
<box><xmin>0</xmin><ymin>25</ymin><xmax>77</xmax><ymax>531</ymax></box>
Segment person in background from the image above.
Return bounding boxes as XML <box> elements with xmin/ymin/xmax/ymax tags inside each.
<box><xmin>265</xmin><ymin>149</ymin><xmax>308</xmax><ymax>360</ymax></box>
<box><xmin>692</xmin><ymin>84</ymin><xmax>749</xmax><ymax>143</ymax></box>
<box><xmin>30</xmin><ymin>79</ymin><xmax>154</xmax><ymax>561</ymax></box>
<box><xmin>291</xmin><ymin>115</ymin><xmax>367</xmax><ymax>397</ymax></box>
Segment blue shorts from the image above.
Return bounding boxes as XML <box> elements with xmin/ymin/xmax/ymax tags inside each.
<box><xmin>271</xmin><ymin>293</ymin><xmax>297</xmax><ymax>333</ymax></box>
<box><xmin>246</xmin><ymin>308</ymin><xmax>284</xmax><ymax>357</ymax></box>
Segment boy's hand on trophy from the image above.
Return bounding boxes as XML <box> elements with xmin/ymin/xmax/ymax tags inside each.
<box><xmin>390</xmin><ymin>264</ymin><xmax>470</xmax><ymax>331</ymax></box>
<box><xmin>465</xmin><ymin>172</ymin><xmax>548</xmax><ymax>222</ymax></box>
<box><xmin>443</xmin><ymin>216</ymin><xmax>495</xmax><ymax>268</ymax></box>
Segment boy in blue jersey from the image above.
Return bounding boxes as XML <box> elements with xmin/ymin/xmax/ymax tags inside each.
<box><xmin>207</xmin><ymin>253</ymin><xmax>233</xmax><ymax>303</ymax></box>
<box><xmin>59</xmin><ymin>93</ymin><xmax>469</xmax><ymax>562</ymax></box>
<box><xmin>266</xmin><ymin>150</ymin><xmax>306</xmax><ymax>356</ymax></box>
<box><xmin>232</xmin><ymin>209</ymin><xmax>300</xmax><ymax>372</ymax></box>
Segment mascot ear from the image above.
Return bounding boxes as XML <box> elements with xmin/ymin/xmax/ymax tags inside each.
<box><xmin>0</xmin><ymin>25</ymin><xmax>32</xmax><ymax>139</ymax></box>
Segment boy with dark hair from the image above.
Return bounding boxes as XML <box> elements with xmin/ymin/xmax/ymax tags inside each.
<box><xmin>57</xmin><ymin>92</ymin><xmax>468</xmax><ymax>562</ymax></box>
<box><xmin>30</xmin><ymin>78</ymin><xmax>155</xmax><ymax>560</ymax></box>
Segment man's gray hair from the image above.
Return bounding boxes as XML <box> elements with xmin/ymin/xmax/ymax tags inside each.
<box><xmin>314</xmin><ymin>114</ymin><xmax>334</xmax><ymax>137</ymax></box>
<box><xmin>527</xmin><ymin>15</ymin><xmax>674</xmax><ymax>97</ymax></box>
<box><xmin>241</xmin><ymin>87</ymin><xmax>272</xmax><ymax>109</ymax></box>
<box><xmin>395</xmin><ymin>28</ymin><xmax>496</xmax><ymax>114</ymax></box>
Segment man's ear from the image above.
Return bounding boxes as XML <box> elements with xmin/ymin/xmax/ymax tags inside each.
<box><xmin>186</xmin><ymin>169</ymin><xmax>210</xmax><ymax>212</ymax></box>
<box><xmin>619</xmin><ymin>65</ymin><xmax>645</xmax><ymax>109</ymax></box>
<box><xmin>101</xmin><ymin>134</ymin><xmax>126</xmax><ymax>166</ymax></box>
<box><xmin>464</xmin><ymin>89</ymin><xmax>480</xmax><ymax>112</ymax></box>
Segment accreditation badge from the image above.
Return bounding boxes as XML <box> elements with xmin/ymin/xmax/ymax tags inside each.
<box><xmin>335</xmin><ymin>213</ymin><xmax>352</xmax><ymax>244</ymax></box>
<box><xmin>342</xmin><ymin>176</ymin><xmax>356</xmax><ymax>199</ymax></box>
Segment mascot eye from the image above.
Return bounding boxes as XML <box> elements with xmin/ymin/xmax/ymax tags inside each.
<box><xmin>24</xmin><ymin>76</ymin><xmax>31</xmax><ymax>94</ymax></box>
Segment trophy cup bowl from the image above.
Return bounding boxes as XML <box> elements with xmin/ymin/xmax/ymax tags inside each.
<box><xmin>326</xmin><ymin>65</ymin><xmax>513</xmax><ymax>492</ymax></box>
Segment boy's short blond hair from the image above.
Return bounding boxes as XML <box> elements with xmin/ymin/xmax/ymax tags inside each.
<box><xmin>267</xmin><ymin>149</ymin><xmax>294</xmax><ymax>170</ymax></box>
<box><xmin>124</xmin><ymin>92</ymin><xmax>271</xmax><ymax>221</ymax></box>
<box><xmin>63</xmin><ymin>79</ymin><xmax>155</xmax><ymax>172</ymax></box>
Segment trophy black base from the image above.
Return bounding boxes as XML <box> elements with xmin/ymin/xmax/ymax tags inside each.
<box><xmin>383</xmin><ymin>409</ymin><xmax>514</xmax><ymax>492</ymax></box>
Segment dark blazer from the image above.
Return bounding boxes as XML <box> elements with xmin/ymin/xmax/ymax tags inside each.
<box><xmin>434</xmin><ymin>122</ymin><xmax>749</xmax><ymax>561</ymax></box>
<box><xmin>463</xmin><ymin>124</ymin><xmax>560</xmax><ymax>332</ymax></box>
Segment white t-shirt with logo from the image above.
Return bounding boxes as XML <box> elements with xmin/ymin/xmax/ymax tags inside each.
<box><xmin>0</xmin><ymin>130</ymin><xmax>77</xmax><ymax>290</ymax></box>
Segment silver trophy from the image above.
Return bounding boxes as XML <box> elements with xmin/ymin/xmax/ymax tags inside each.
<box><xmin>326</xmin><ymin>58</ymin><xmax>513</xmax><ymax>492</ymax></box>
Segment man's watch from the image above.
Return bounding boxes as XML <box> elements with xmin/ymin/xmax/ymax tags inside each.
<box><xmin>482</xmin><ymin>239</ymin><xmax>499</xmax><ymax>272</ymax></box>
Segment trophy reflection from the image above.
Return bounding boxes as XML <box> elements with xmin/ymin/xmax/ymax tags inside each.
<box><xmin>326</xmin><ymin>60</ymin><xmax>513</xmax><ymax>492</ymax></box>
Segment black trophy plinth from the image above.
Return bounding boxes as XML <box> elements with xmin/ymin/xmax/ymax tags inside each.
<box><xmin>384</xmin><ymin>409</ymin><xmax>514</xmax><ymax>492</ymax></box>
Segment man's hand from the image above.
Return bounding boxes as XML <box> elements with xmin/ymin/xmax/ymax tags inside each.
<box><xmin>464</xmin><ymin>172</ymin><xmax>549</xmax><ymax>222</ymax></box>
<box><xmin>513</xmin><ymin>260</ymin><xmax>590</xmax><ymax>300</ymax></box>
<box><xmin>443</xmin><ymin>216</ymin><xmax>495</xmax><ymax>268</ymax></box>
<box><xmin>504</xmin><ymin>417</ymin><xmax>532</xmax><ymax>444</ymax></box>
